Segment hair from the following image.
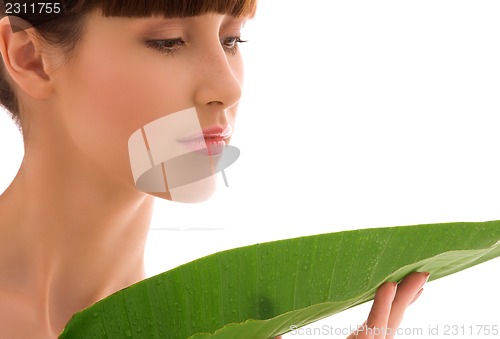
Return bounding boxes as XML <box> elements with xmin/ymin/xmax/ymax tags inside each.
<box><xmin>0</xmin><ymin>0</ymin><xmax>257</xmax><ymax>131</ymax></box>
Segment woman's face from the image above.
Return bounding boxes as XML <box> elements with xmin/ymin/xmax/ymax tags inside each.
<box><xmin>50</xmin><ymin>11</ymin><xmax>246</xmax><ymax>201</ymax></box>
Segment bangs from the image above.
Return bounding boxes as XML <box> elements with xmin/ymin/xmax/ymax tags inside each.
<box><xmin>82</xmin><ymin>0</ymin><xmax>257</xmax><ymax>19</ymax></box>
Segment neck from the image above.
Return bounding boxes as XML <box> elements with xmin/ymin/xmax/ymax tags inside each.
<box><xmin>0</xmin><ymin>141</ymin><xmax>154</xmax><ymax>335</ymax></box>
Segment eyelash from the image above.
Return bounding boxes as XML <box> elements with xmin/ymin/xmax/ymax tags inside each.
<box><xmin>222</xmin><ymin>37</ymin><xmax>247</xmax><ymax>55</ymax></box>
<box><xmin>144</xmin><ymin>37</ymin><xmax>247</xmax><ymax>56</ymax></box>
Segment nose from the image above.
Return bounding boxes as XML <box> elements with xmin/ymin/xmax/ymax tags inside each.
<box><xmin>192</xmin><ymin>43</ymin><xmax>243</xmax><ymax>112</ymax></box>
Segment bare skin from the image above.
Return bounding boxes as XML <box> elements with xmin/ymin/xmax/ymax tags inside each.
<box><xmin>0</xmin><ymin>10</ymin><xmax>428</xmax><ymax>339</ymax></box>
<box><xmin>273</xmin><ymin>272</ymin><xmax>428</xmax><ymax>339</ymax></box>
<box><xmin>347</xmin><ymin>272</ymin><xmax>429</xmax><ymax>339</ymax></box>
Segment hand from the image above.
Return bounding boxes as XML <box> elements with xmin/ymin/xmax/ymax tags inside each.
<box><xmin>274</xmin><ymin>271</ymin><xmax>428</xmax><ymax>339</ymax></box>
<box><xmin>348</xmin><ymin>271</ymin><xmax>430</xmax><ymax>339</ymax></box>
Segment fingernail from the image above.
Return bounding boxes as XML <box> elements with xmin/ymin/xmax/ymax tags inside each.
<box><xmin>410</xmin><ymin>287</ymin><xmax>424</xmax><ymax>305</ymax></box>
<box><xmin>418</xmin><ymin>272</ymin><xmax>431</xmax><ymax>289</ymax></box>
<box><xmin>419</xmin><ymin>272</ymin><xmax>430</xmax><ymax>289</ymax></box>
<box><xmin>391</xmin><ymin>281</ymin><xmax>398</xmax><ymax>300</ymax></box>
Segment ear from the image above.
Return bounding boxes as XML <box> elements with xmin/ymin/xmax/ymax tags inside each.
<box><xmin>0</xmin><ymin>16</ymin><xmax>53</xmax><ymax>99</ymax></box>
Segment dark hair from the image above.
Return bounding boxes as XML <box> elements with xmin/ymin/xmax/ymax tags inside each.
<box><xmin>0</xmin><ymin>0</ymin><xmax>257</xmax><ymax>130</ymax></box>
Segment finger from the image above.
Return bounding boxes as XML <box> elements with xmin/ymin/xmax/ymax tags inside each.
<box><xmin>363</xmin><ymin>281</ymin><xmax>397</xmax><ymax>339</ymax></box>
<box><xmin>409</xmin><ymin>288</ymin><xmax>424</xmax><ymax>305</ymax></box>
<box><xmin>385</xmin><ymin>272</ymin><xmax>429</xmax><ymax>339</ymax></box>
<box><xmin>346</xmin><ymin>320</ymin><xmax>367</xmax><ymax>339</ymax></box>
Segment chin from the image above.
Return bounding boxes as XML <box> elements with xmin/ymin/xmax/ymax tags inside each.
<box><xmin>147</xmin><ymin>175</ymin><xmax>217</xmax><ymax>203</ymax></box>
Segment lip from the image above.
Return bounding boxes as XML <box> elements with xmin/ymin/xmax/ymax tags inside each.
<box><xmin>178</xmin><ymin>125</ymin><xmax>232</xmax><ymax>156</ymax></box>
<box><xmin>201</xmin><ymin>125</ymin><xmax>232</xmax><ymax>139</ymax></box>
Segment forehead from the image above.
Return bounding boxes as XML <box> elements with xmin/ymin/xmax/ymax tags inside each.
<box><xmin>87</xmin><ymin>0</ymin><xmax>256</xmax><ymax>19</ymax></box>
<box><xmin>82</xmin><ymin>12</ymin><xmax>247</xmax><ymax>36</ymax></box>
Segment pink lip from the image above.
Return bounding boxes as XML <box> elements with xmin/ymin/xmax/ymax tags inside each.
<box><xmin>178</xmin><ymin>125</ymin><xmax>232</xmax><ymax>156</ymax></box>
<box><xmin>202</xmin><ymin>125</ymin><xmax>232</xmax><ymax>138</ymax></box>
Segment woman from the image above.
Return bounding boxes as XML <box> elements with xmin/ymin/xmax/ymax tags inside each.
<box><xmin>0</xmin><ymin>0</ymin><xmax>428</xmax><ymax>337</ymax></box>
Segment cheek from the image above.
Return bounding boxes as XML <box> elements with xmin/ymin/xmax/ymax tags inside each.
<box><xmin>234</xmin><ymin>57</ymin><xmax>245</xmax><ymax>85</ymax></box>
<box><xmin>56</xmin><ymin>53</ymin><xmax>190</xmax><ymax>181</ymax></box>
<box><xmin>228</xmin><ymin>56</ymin><xmax>244</xmax><ymax>127</ymax></box>
<box><xmin>65</xmin><ymin>65</ymin><xmax>171</xmax><ymax>136</ymax></box>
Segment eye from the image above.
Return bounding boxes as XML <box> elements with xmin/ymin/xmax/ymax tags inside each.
<box><xmin>221</xmin><ymin>36</ymin><xmax>247</xmax><ymax>55</ymax></box>
<box><xmin>144</xmin><ymin>38</ymin><xmax>186</xmax><ymax>55</ymax></box>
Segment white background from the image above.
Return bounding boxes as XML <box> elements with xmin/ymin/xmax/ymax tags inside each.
<box><xmin>1</xmin><ymin>1</ymin><xmax>499</xmax><ymax>338</ymax></box>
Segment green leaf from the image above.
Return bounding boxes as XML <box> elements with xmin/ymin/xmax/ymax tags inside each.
<box><xmin>59</xmin><ymin>220</ymin><xmax>500</xmax><ymax>338</ymax></box>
